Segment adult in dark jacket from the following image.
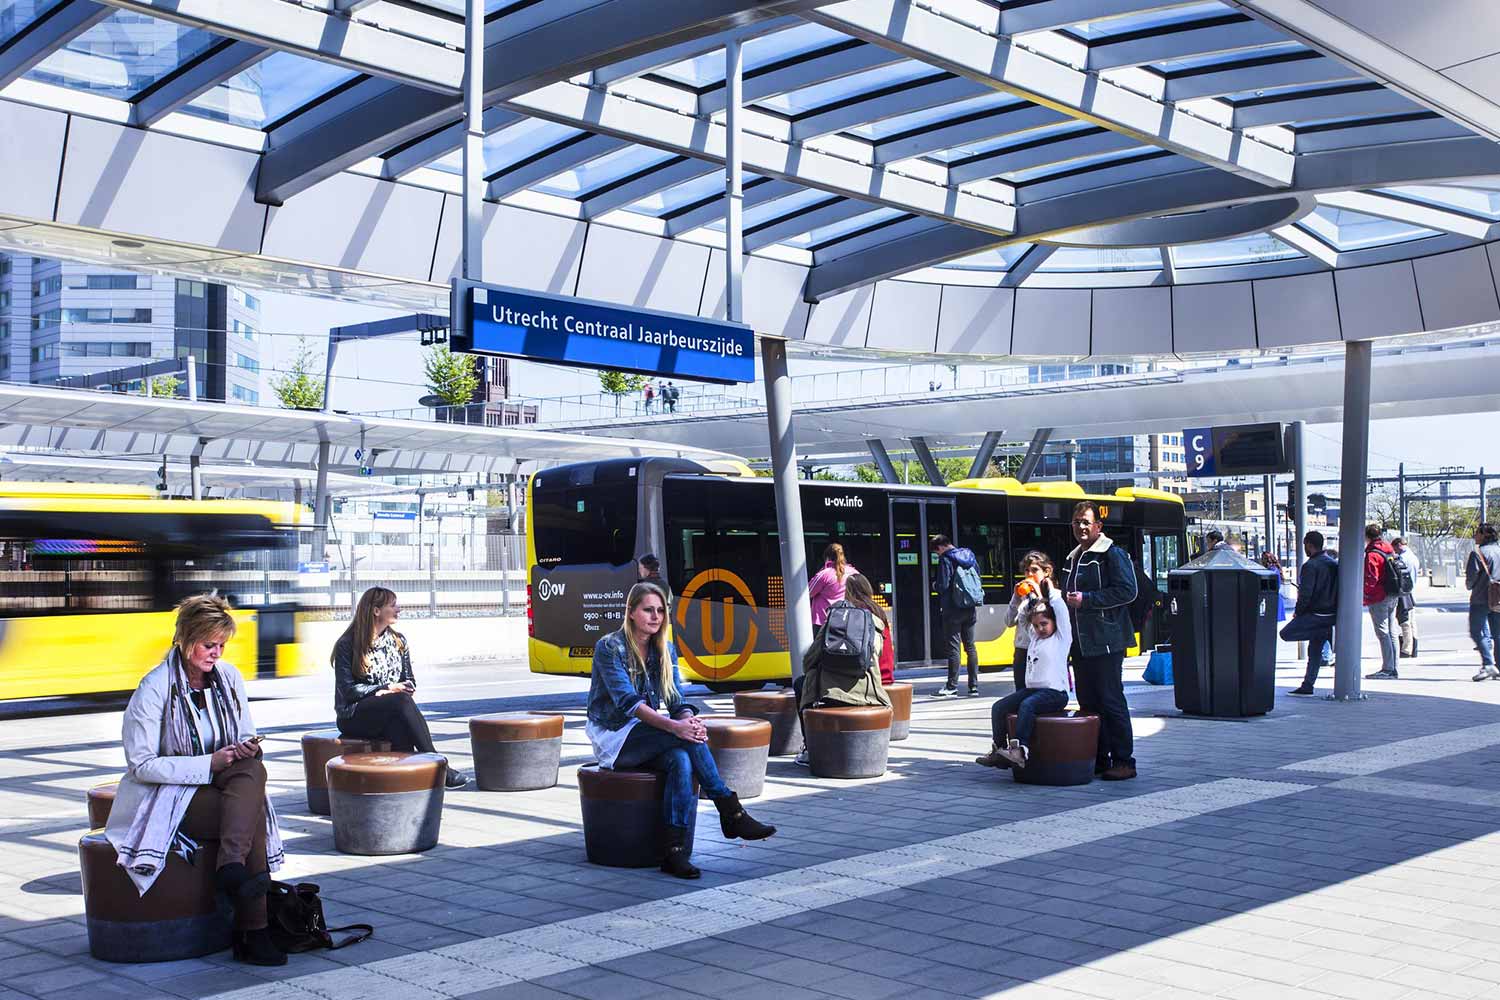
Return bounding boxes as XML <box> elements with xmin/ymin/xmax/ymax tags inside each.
<box><xmin>1466</xmin><ymin>523</ymin><xmax>1500</xmax><ymax>681</ymax></box>
<box><xmin>333</xmin><ymin>586</ymin><xmax>468</xmax><ymax>788</ymax></box>
<box><xmin>1060</xmin><ymin>501</ymin><xmax>1139</xmax><ymax>781</ymax></box>
<box><xmin>1283</xmin><ymin>531</ymin><xmax>1338</xmax><ymax>696</ymax></box>
<box><xmin>932</xmin><ymin>534</ymin><xmax>981</xmax><ymax>697</ymax></box>
<box><xmin>1362</xmin><ymin>526</ymin><xmax>1400</xmax><ymax>680</ymax></box>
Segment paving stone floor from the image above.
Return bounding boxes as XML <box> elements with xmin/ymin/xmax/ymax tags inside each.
<box><xmin>3</xmin><ymin>602</ymin><xmax>1499</xmax><ymax>1000</ymax></box>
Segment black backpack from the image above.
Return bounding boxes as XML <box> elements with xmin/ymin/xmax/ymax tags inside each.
<box><xmin>1380</xmin><ymin>550</ymin><xmax>1414</xmax><ymax>597</ymax></box>
<box><xmin>818</xmin><ymin>603</ymin><xmax>876</xmax><ymax>680</ymax></box>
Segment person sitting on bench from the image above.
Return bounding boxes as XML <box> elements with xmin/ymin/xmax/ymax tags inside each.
<box><xmin>976</xmin><ymin>583</ymin><xmax>1071</xmax><ymax>770</ymax></box>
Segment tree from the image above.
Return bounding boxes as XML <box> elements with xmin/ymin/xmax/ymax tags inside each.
<box><xmin>1366</xmin><ymin>488</ymin><xmax>1399</xmax><ymax>531</ymax></box>
<box><xmin>1407</xmin><ymin>500</ymin><xmax>1477</xmax><ymax>549</ymax></box>
<box><xmin>598</xmin><ymin>370</ymin><xmax>648</xmax><ymax>414</ymax></box>
<box><xmin>853</xmin><ymin>457</ymin><xmax>1009</xmax><ymax>485</ymax></box>
<box><xmin>139</xmin><ymin>374</ymin><xmax>180</xmax><ymax>398</ymax></box>
<box><xmin>424</xmin><ymin>344</ymin><xmax>479</xmax><ymax>411</ymax></box>
<box><xmin>271</xmin><ymin>339</ymin><xmax>325</xmax><ymax>410</ymax></box>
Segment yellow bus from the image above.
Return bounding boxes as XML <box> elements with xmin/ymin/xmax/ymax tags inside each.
<box><xmin>0</xmin><ymin>484</ymin><xmax>311</xmax><ymax>702</ymax></box>
<box><xmin>527</xmin><ymin>459</ymin><xmax>1186</xmax><ymax>691</ymax></box>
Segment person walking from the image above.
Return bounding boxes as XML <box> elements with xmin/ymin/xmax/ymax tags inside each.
<box><xmin>1061</xmin><ymin>501</ymin><xmax>1139</xmax><ymax>781</ymax></box>
<box><xmin>643</xmin><ymin>382</ymin><xmax>655</xmax><ymax>414</ymax></box>
<box><xmin>1466</xmin><ymin>523</ymin><xmax>1500</xmax><ymax>681</ymax></box>
<box><xmin>1363</xmin><ymin>525</ymin><xmax>1400</xmax><ymax>680</ymax></box>
<box><xmin>932</xmin><ymin>534</ymin><xmax>982</xmax><ymax>697</ymax></box>
<box><xmin>1003</xmin><ymin>551</ymin><xmax>1052</xmax><ymax>692</ymax></box>
<box><xmin>1393</xmin><ymin>536</ymin><xmax>1420</xmax><ymax>658</ymax></box>
<box><xmin>663</xmin><ymin>382</ymin><xmax>678</xmax><ymax>413</ymax></box>
<box><xmin>1284</xmin><ymin>531</ymin><xmax>1338</xmax><ymax>696</ymax></box>
<box><xmin>808</xmin><ymin>543</ymin><xmax>856</xmax><ymax>628</ymax></box>
<box><xmin>976</xmin><ymin>583</ymin><xmax>1070</xmax><ymax>772</ymax></box>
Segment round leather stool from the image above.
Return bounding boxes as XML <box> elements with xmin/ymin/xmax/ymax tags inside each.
<box><xmin>732</xmin><ymin>689</ymin><xmax>802</xmax><ymax>757</ymax></box>
<box><xmin>327</xmin><ymin>752</ymin><xmax>446</xmax><ymax>855</ymax></box>
<box><xmin>79</xmin><ymin>831</ymin><xmax>231</xmax><ymax>963</ymax></box>
<box><xmin>883</xmin><ymin>683</ymin><xmax>913</xmax><ymax>741</ymax></box>
<box><xmin>86</xmin><ymin>782</ymin><xmax>117</xmax><ymax>829</ymax></box>
<box><xmin>698</xmin><ymin>716</ymin><xmax>772</xmax><ymax>799</ymax></box>
<box><xmin>469</xmin><ymin>712</ymin><xmax>565</xmax><ymax>791</ymax></box>
<box><xmin>803</xmin><ymin>705</ymin><xmax>892</xmax><ymax>779</ymax></box>
<box><xmin>301</xmin><ymin>731</ymin><xmax>391</xmax><ymax>815</ymax></box>
<box><xmin>577</xmin><ymin>764</ymin><xmax>695</xmax><ymax>868</ymax></box>
<box><xmin>1004</xmin><ymin>712</ymin><xmax>1100</xmax><ymax>786</ymax></box>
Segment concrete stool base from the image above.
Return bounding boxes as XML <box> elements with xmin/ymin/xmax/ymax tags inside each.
<box><xmin>733</xmin><ymin>689</ymin><xmax>802</xmax><ymax>757</ymax></box>
<box><xmin>699</xmin><ymin>716</ymin><xmax>772</xmax><ymax>800</ymax></box>
<box><xmin>301</xmin><ymin>731</ymin><xmax>391</xmax><ymax>816</ymax></box>
<box><xmin>805</xmin><ymin>706</ymin><xmax>892</xmax><ymax>779</ymax></box>
<box><xmin>578</xmin><ymin>764</ymin><xmax>695</xmax><ymax>868</ymax></box>
<box><xmin>79</xmin><ymin>831</ymin><xmax>231</xmax><ymax>963</ymax></box>
<box><xmin>328</xmin><ymin>752</ymin><xmax>446</xmax><ymax>855</ymax></box>
<box><xmin>86</xmin><ymin>782</ymin><xmax>117</xmax><ymax>829</ymax></box>
<box><xmin>1005</xmin><ymin>712</ymin><xmax>1100</xmax><ymax>787</ymax></box>
<box><xmin>883</xmin><ymin>683</ymin><xmax>913</xmax><ymax>741</ymax></box>
<box><xmin>469</xmin><ymin>712</ymin><xmax>565</xmax><ymax>791</ymax></box>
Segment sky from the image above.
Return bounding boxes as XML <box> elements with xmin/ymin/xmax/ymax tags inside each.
<box><xmin>259</xmin><ymin>290</ymin><xmax>1500</xmax><ymax>480</ymax></box>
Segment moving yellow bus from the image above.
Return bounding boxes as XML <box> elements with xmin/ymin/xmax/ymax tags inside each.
<box><xmin>527</xmin><ymin>459</ymin><xmax>1186</xmax><ymax>691</ymax></box>
<box><xmin>0</xmin><ymin>484</ymin><xmax>310</xmax><ymax>701</ymax></box>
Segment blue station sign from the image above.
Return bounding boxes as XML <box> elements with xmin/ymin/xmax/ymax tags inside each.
<box><xmin>450</xmin><ymin>280</ymin><xmax>755</xmax><ymax>385</ymax></box>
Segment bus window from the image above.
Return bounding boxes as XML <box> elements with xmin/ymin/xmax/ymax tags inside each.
<box><xmin>532</xmin><ymin>483</ymin><xmax>637</xmax><ymax>568</ymax></box>
<box><xmin>956</xmin><ymin>494</ymin><xmax>1006</xmax><ymax>603</ymax></box>
<box><xmin>1149</xmin><ymin>531</ymin><xmax>1182</xmax><ymax>590</ymax></box>
<box><xmin>801</xmin><ymin>485</ymin><xmax>891</xmax><ymax>602</ymax></box>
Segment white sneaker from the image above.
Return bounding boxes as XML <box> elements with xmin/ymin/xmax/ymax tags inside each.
<box><xmin>793</xmin><ymin>749</ymin><xmax>810</xmax><ymax>767</ymax></box>
<box><xmin>1474</xmin><ymin>667</ymin><xmax>1500</xmax><ymax>682</ymax></box>
<box><xmin>933</xmin><ymin>685</ymin><xmax>959</xmax><ymax>698</ymax></box>
<box><xmin>998</xmin><ymin>742</ymin><xmax>1028</xmax><ymax>769</ymax></box>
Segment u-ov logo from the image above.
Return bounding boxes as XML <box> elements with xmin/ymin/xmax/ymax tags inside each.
<box><xmin>537</xmin><ymin>578</ymin><xmax>564</xmax><ymax>601</ymax></box>
<box><xmin>674</xmin><ymin>568</ymin><xmax>759</xmax><ymax>680</ymax></box>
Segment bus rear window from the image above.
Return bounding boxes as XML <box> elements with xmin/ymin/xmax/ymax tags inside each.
<box><xmin>532</xmin><ymin>485</ymin><xmax>637</xmax><ymax>567</ymax></box>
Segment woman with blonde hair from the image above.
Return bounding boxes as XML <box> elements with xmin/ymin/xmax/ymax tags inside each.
<box><xmin>586</xmin><ymin>581</ymin><xmax>776</xmax><ymax>879</ymax></box>
<box><xmin>107</xmin><ymin>594</ymin><xmax>287</xmax><ymax>966</ymax></box>
<box><xmin>333</xmin><ymin>586</ymin><xmax>468</xmax><ymax>788</ymax></box>
<box><xmin>808</xmin><ymin>542</ymin><xmax>857</xmax><ymax>627</ymax></box>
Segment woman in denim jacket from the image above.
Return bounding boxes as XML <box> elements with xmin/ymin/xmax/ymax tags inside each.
<box><xmin>587</xmin><ymin>582</ymin><xmax>776</xmax><ymax>878</ymax></box>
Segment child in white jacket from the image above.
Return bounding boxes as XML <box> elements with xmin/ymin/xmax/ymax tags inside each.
<box><xmin>976</xmin><ymin>583</ymin><xmax>1071</xmax><ymax>770</ymax></box>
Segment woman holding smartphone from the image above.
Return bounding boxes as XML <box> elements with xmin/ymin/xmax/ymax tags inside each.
<box><xmin>106</xmin><ymin>594</ymin><xmax>287</xmax><ymax>966</ymax></box>
<box><xmin>333</xmin><ymin>586</ymin><xmax>468</xmax><ymax>788</ymax></box>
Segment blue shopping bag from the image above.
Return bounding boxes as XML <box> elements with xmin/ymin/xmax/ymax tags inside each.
<box><xmin>1143</xmin><ymin>650</ymin><xmax>1173</xmax><ymax>686</ymax></box>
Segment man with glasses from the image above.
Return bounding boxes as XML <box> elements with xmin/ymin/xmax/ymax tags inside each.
<box><xmin>1061</xmin><ymin>501</ymin><xmax>1139</xmax><ymax>781</ymax></box>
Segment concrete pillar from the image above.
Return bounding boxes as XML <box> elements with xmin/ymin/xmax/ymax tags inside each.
<box><xmin>312</xmin><ymin>438</ymin><xmax>331</xmax><ymax>562</ymax></box>
<box><xmin>764</xmin><ymin>339</ymin><xmax>812</xmax><ymax>677</ymax></box>
<box><xmin>910</xmin><ymin>437</ymin><xmax>944</xmax><ymax>486</ymax></box>
<box><xmin>1017</xmin><ymin>428</ymin><xmax>1053</xmax><ymax>483</ymax></box>
<box><xmin>867</xmin><ymin>440</ymin><xmax>898</xmax><ymax>483</ymax></box>
<box><xmin>967</xmin><ymin>430</ymin><xmax>1002</xmax><ymax>480</ymax></box>
<box><xmin>1333</xmin><ymin>341</ymin><xmax>1372</xmax><ymax>702</ymax></box>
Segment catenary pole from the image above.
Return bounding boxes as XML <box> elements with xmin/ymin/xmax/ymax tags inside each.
<box><xmin>1292</xmin><ymin>420</ymin><xmax>1308</xmax><ymax>659</ymax></box>
<box><xmin>1333</xmin><ymin>341</ymin><xmax>1372</xmax><ymax>701</ymax></box>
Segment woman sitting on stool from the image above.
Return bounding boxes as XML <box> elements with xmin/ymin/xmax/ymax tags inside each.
<box><xmin>107</xmin><ymin>594</ymin><xmax>287</xmax><ymax>966</ymax></box>
<box><xmin>586</xmin><ymin>581</ymin><xmax>776</xmax><ymax>879</ymax></box>
<box><xmin>976</xmin><ymin>582</ymin><xmax>1071</xmax><ymax>771</ymax></box>
<box><xmin>333</xmin><ymin>586</ymin><xmax>468</xmax><ymax>788</ymax></box>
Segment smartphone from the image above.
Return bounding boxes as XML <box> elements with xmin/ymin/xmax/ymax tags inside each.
<box><xmin>244</xmin><ymin>735</ymin><xmax>264</xmax><ymax>745</ymax></box>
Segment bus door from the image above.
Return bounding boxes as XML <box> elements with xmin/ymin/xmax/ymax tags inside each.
<box><xmin>890</xmin><ymin>498</ymin><xmax>956</xmax><ymax>664</ymax></box>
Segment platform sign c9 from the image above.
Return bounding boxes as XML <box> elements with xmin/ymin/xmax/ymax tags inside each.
<box><xmin>451</xmin><ymin>281</ymin><xmax>755</xmax><ymax>385</ymax></box>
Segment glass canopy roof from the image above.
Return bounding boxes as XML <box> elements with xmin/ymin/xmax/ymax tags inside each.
<box><xmin>0</xmin><ymin>0</ymin><xmax>1490</xmax><ymax>292</ymax></box>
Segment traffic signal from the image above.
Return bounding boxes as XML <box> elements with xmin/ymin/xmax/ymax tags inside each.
<box><xmin>156</xmin><ymin>459</ymin><xmax>167</xmax><ymax>495</ymax></box>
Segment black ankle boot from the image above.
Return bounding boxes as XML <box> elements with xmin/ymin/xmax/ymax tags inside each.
<box><xmin>232</xmin><ymin>927</ymin><xmax>286</xmax><ymax>966</ymax></box>
<box><xmin>712</xmin><ymin>793</ymin><xmax>776</xmax><ymax>841</ymax></box>
<box><xmin>215</xmin><ymin>862</ymin><xmax>271</xmax><ymax>900</ymax></box>
<box><xmin>660</xmin><ymin>826</ymin><xmax>700</xmax><ymax>879</ymax></box>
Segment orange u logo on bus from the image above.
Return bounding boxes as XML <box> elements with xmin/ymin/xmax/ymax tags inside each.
<box><xmin>675</xmin><ymin>568</ymin><xmax>759</xmax><ymax>679</ymax></box>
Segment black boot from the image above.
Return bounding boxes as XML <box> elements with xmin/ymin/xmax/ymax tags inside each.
<box><xmin>712</xmin><ymin>793</ymin><xmax>776</xmax><ymax>841</ymax></box>
<box><xmin>232</xmin><ymin>927</ymin><xmax>286</xmax><ymax>966</ymax></box>
<box><xmin>660</xmin><ymin>826</ymin><xmax>700</xmax><ymax>879</ymax></box>
<box><xmin>215</xmin><ymin>862</ymin><xmax>271</xmax><ymax>901</ymax></box>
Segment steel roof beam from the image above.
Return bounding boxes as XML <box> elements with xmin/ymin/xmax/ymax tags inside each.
<box><xmin>805</xmin><ymin>0</ymin><xmax>1293</xmax><ymax>187</ymax></box>
<box><xmin>0</xmin><ymin>0</ymin><xmax>112</xmax><ymax>89</ymax></box>
<box><xmin>1000</xmin><ymin>244</ymin><xmax>1055</xmax><ymax>287</ymax></box>
<box><xmin>1231</xmin><ymin>85</ymin><xmax>1416</xmax><ymax>129</ymax></box>
<box><xmin>665</xmin><ymin>177</ymin><xmax>803</xmax><ymax>235</ymax></box>
<box><xmin>1164</xmin><ymin>53</ymin><xmax>1359</xmax><ymax>101</ymax></box>
<box><xmin>1315</xmin><ymin>191</ymin><xmax>1493</xmax><ymax>240</ymax></box>
<box><xmin>486</xmin><ymin>134</ymin><xmax>630</xmax><ymax>201</ymax></box>
<box><xmin>874</xmin><ymin>104</ymin><xmax>1073</xmax><ymax>164</ymax></box>
<box><xmin>1000</xmin><ymin>0</ymin><xmax>1201</xmax><ymax>36</ymax></box>
<box><xmin>508</xmin><ymin>81</ymin><xmax>1016</xmax><ymax>233</ymax></box>
<box><xmin>801</xmin><ymin>133</ymin><xmax>1500</xmax><ymax>298</ymax></box>
<box><xmin>130</xmin><ymin>40</ymin><xmax>270</xmax><ymax>127</ymax></box>
<box><xmin>790</xmin><ymin>74</ymin><xmax>993</xmax><ymax>142</ymax></box>
<box><xmin>948</xmin><ymin>129</ymin><xmax>1141</xmax><ymax>184</ymax></box>
<box><xmin>1086</xmin><ymin>19</ymin><xmax>1287</xmax><ymax>71</ymax></box>
<box><xmin>1159</xmin><ymin>246</ymin><xmax>1179</xmax><ymax>283</ymax></box>
<box><xmin>589</xmin><ymin>16</ymin><xmax>798</xmax><ymax>87</ymax></box>
<box><xmin>380</xmin><ymin>107</ymin><xmax>522</xmax><ymax>178</ymax></box>
<box><xmin>1269</xmin><ymin>223</ymin><xmax>1337</xmax><ymax>266</ymax></box>
<box><xmin>744</xmin><ymin>197</ymin><xmax>876</xmax><ymax>251</ymax></box>
<box><xmin>699</xmin><ymin>42</ymin><xmax>905</xmax><ymax>116</ymax></box>
<box><xmin>581</xmin><ymin>158</ymin><xmax>719</xmax><ymax>218</ymax></box>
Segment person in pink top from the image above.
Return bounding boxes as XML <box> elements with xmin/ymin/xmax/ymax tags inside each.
<box><xmin>808</xmin><ymin>543</ymin><xmax>856</xmax><ymax>627</ymax></box>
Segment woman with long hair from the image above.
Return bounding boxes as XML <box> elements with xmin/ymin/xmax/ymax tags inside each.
<box><xmin>332</xmin><ymin>586</ymin><xmax>468</xmax><ymax>788</ymax></box>
<box><xmin>108</xmin><ymin>594</ymin><xmax>287</xmax><ymax>966</ymax></box>
<box><xmin>843</xmin><ymin>573</ymin><xmax>894</xmax><ymax>685</ymax></box>
<box><xmin>586</xmin><ymin>582</ymin><xmax>775</xmax><ymax>879</ymax></box>
<box><xmin>808</xmin><ymin>542</ymin><xmax>857</xmax><ymax>627</ymax></box>
<box><xmin>1004</xmin><ymin>551</ymin><xmax>1053</xmax><ymax>692</ymax></box>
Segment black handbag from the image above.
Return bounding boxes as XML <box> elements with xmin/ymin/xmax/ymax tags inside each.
<box><xmin>266</xmin><ymin>880</ymin><xmax>373</xmax><ymax>953</ymax></box>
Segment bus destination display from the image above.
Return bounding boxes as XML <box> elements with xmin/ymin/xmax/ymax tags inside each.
<box><xmin>1184</xmin><ymin>422</ymin><xmax>1288</xmax><ymax>477</ymax></box>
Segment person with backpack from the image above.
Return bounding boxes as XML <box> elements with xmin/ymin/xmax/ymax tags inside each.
<box><xmin>1003</xmin><ymin>551</ymin><xmax>1053</xmax><ymax>692</ymax></box>
<box><xmin>1061</xmin><ymin>501</ymin><xmax>1139</xmax><ymax>781</ymax></box>
<box><xmin>808</xmin><ymin>542</ymin><xmax>857</xmax><ymax>628</ymax></box>
<box><xmin>932</xmin><ymin>534</ymin><xmax>984</xmax><ymax>697</ymax></box>
<box><xmin>976</xmin><ymin>582</ymin><xmax>1070</xmax><ymax>771</ymax></box>
<box><xmin>1363</xmin><ymin>525</ymin><xmax>1404</xmax><ymax>680</ymax></box>
<box><xmin>1392</xmin><ymin>537</ymin><xmax>1420</xmax><ymax>658</ymax></box>
<box><xmin>843</xmin><ymin>573</ymin><xmax>895</xmax><ymax>685</ymax></box>
<box><xmin>1465</xmin><ymin>523</ymin><xmax>1500</xmax><ymax>681</ymax></box>
<box><xmin>793</xmin><ymin>583</ymin><xmax>892</xmax><ymax>767</ymax></box>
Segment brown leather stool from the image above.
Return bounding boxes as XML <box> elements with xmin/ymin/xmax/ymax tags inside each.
<box><xmin>883</xmin><ymin>683</ymin><xmax>913</xmax><ymax>741</ymax></box>
<box><xmin>803</xmin><ymin>705</ymin><xmax>892</xmax><ymax>778</ymax></box>
<box><xmin>699</xmin><ymin>716</ymin><xmax>772</xmax><ymax>799</ymax></box>
<box><xmin>301</xmin><ymin>730</ymin><xmax>391</xmax><ymax>815</ymax></box>
<box><xmin>1004</xmin><ymin>712</ymin><xmax>1100</xmax><ymax>786</ymax></box>
<box><xmin>732</xmin><ymin>689</ymin><xmax>802</xmax><ymax>757</ymax></box>
<box><xmin>86</xmin><ymin>782</ymin><xmax>118</xmax><ymax>829</ymax></box>
<box><xmin>577</xmin><ymin>764</ymin><xmax>694</xmax><ymax>868</ymax></box>
<box><xmin>327</xmin><ymin>752</ymin><xmax>446</xmax><ymax>855</ymax></box>
<box><xmin>469</xmin><ymin>712</ymin><xmax>565</xmax><ymax>791</ymax></box>
<box><xmin>79</xmin><ymin>830</ymin><xmax>231</xmax><ymax>962</ymax></box>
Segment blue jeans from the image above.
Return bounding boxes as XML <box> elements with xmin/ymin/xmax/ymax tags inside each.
<box><xmin>612</xmin><ymin>723</ymin><xmax>732</xmax><ymax>829</ymax></box>
<box><xmin>991</xmin><ymin>687</ymin><xmax>1068</xmax><ymax>748</ymax></box>
<box><xmin>1470</xmin><ymin>604</ymin><xmax>1500</xmax><ymax>667</ymax></box>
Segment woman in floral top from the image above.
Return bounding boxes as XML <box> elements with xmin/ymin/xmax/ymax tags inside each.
<box><xmin>332</xmin><ymin>587</ymin><xmax>468</xmax><ymax>788</ymax></box>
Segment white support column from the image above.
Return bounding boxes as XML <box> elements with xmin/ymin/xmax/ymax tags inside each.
<box><xmin>725</xmin><ymin>38</ymin><xmax>744</xmax><ymax>326</ymax></box>
<box><xmin>764</xmin><ymin>338</ymin><xmax>812</xmax><ymax>677</ymax></box>
<box><xmin>1333</xmin><ymin>341</ymin><xmax>1372</xmax><ymax>702</ymax></box>
<box><xmin>462</xmin><ymin>0</ymin><xmax>485</xmax><ymax>288</ymax></box>
<box><xmin>313</xmin><ymin>438</ymin><xmax>332</xmax><ymax>563</ymax></box>
<box><xmin>185</xmin><ymin>355</ymin><xmax>198</xmax><ymax>401</ymax></box>
<box><xmin>1292</xmin><ymin>420</ymin><xmax>1308</xmax><ymax>660</ymax></box>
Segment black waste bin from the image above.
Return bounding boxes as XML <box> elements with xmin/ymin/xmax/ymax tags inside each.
<box><xmin>1165</xmin><ymin>548</ymin><xmax>1279</xmax><ymax>716</ymax></box>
